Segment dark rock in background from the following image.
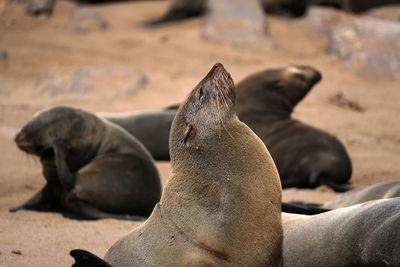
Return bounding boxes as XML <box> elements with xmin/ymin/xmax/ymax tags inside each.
<box><xmin>26</xmin><ymin>0</ymin><xmax>55</xmax><ymax>16</ymax></box>
<box><xmin>64</xmin><ymin>7</ymin><xmax>108</xmax><ymax>33</ymax></box>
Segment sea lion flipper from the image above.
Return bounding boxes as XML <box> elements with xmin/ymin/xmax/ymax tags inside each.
<box><xmin>320</xmin><ymin>179</ymin><xmax>352</xmax><ymax>192</ymax></box>
<box><xmin>281</xmin><ymin>202</ymin><xmax>330</xmax><ymax>215</ymax></box>
<box><xmin>70</xmin><ymin>249</ymin><xmax>112</xmax><ymax>267</ymax></box>
<box><xmin>9</xmin><ymin>183</ymin><xmax>61</xmax><ymax>212</ymax></box>
<box><xmin>52</xmin><ymin>140</ymin><xmax>75</xmax><ymax>190</ymax></box>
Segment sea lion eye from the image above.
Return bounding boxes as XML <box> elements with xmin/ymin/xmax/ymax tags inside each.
<box><xmin>294</xmin><ymin>73</ymin><xmax>307</xmax><ymax>82</ymax></box>
<box><xmin>199</xmin><ymin>87</ymin><xmax>204</xmax><ymax>104</ymax></box>
<box><xmin>184</xmin><ymin>124</ymin><xmax>193</xmax><ymax>145</ymax></box>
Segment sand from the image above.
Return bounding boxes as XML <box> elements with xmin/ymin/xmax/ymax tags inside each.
<box><xmin>0</xmin><ymin>1</ymin><xmax>399</xmax><ymax>266</ymax></box>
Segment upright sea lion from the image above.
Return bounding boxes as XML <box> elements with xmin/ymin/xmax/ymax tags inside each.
<box><xmin>236</xmin><ymin>65</ymin><xmax>352</xmax><ymax>192</ymax></box>
<box><xmin>71</xmin><ymin>63</ymin><xmax>283</xmax><ymax>266</ymax></box>
<box><xmin>99</xmin><ymin>110</ymin><xmax>176</xmax><ymax>161</ymax></box>
<box><xmin>323</xmin><ymin>180</ymin><xmax>400</xmax><ymax>209</ymax></box>
<box><xmin>11</xmin><ymin>106</ymin><xmax>162</xmax><ymax>220</ymax></box>
<box><xmin>283</xmin><ymin>198</ymin><xmax>400</xmax><ymax>266</ymax></box>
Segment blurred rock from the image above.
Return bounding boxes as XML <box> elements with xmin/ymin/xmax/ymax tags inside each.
<box><xmin>26</xmin><ymin>0</ymin><xmax>55</xmax><ymax>16</ymax></box>
<box><xmin>365</xmin><ymin>5</ymin><xmax>400</xmax><ymax>22</ymax></box>
<box><xmin>34</xmin><ymin>67</ymin><xmax>147</xmax><ymax>99</ymax></box>
<box><xmin>306</xmin><ymin>6</ymin><xmax>348</xmax><ymax>34</ymax></box>
<box><xmin>64</xmin><ymin>8</ymin><xmax>107</xmax><ymax>33</ymax></box>
<box><xmin>329</xmin><ymin>92</ymin><xmax>365</xmax><ymax>112</ymax></box>
<box><xmin>327</xmin><ymin>18</ymin><xmax>400</xmax><ymax>79</ymax></box>
<box><xmin>0</xmin><ymin>49</ymin><xmax>7</xmax><ymax>61</ymax></box>
<box><xmin>202</xmin><ymin>0</ymin><xmax>272</xmax><ymax>48</ymax></box>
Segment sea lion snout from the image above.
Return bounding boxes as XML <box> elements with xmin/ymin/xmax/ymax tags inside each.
<box><xmin>14</xmin><ymin>129</ymin><xmax>37</xmax><ymax>154</ymax></box>
<box><xmin>202</xmin><ymin>63</ymin><xmax>235</xmax><ymax>107</ymax></box>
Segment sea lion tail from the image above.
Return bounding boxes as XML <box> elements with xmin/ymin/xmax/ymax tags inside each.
<box><xmin>70</xmin><ymin>249</ymin><xmax>112</xmax><ymax>267</ymax></box>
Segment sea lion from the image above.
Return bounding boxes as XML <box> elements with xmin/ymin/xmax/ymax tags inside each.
<box><xmin>283</xmin><ymin>198</ymin><xmax>400</xmax><ymax>266</ymax></box>
<box><xmin>71</xmin><ymin>62</ymin><xmax>284</xmax><ymax>266</ymax></box>
<box><xmin>323</xmin><ymin>180</ymin><xmax>400</xmax><ymax>209</ymax></box>
<box><xmin>99</xmin><ymin>110</ymin><xmax>176</xmax><ymax>161</ymax></box>
<box><xmin>145</xmin><ymin>0</ymin><xmax>206</xmax><ymax>26</ymax></box>
<box><xmin>236</xmin><ymin>65</ymin><xmax>352</xmax><ymax>192</ymax></box>
<box><xmin>11</xmin><ymin>106</ymin><xmax>162</xmax><ymax>220</ymax></box>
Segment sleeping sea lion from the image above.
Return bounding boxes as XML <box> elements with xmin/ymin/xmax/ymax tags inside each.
<box><xmin>236</xmin><ymin>65</ymin><xmax>352</xmax><ymax>192</ymax></box>
<box><xmin>11</xmin><ymin>106</ymin><xmax>162</xmax><ymax>220</ymax></box>
<box><xmin>323</xmin><ymin>179</ymin><xmax>400</xmax><ymax>209</ymax></box>
<box><xmin>71</xmin><ymin>62</ymin><xmax>284</xmax><ymax>266</ymax></box>
<box><xmin>283</xmin><ymin>198</ymin><xmax>400</xmax><ymax>266</ymax></box>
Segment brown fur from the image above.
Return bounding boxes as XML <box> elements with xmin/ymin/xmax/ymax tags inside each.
<box><xmin>283</xmin><ymin>198</ymin><xmax>400</xmax><ymax>266</ymax></box>
<box><xmin>104</xmin><ymin>63</ymin><xmax>283</xmax><ymax>266</ymax></box>
<box><xmin>11</xmin><ymin>106</ymin><xmax>162</xmax><ymax>220</ymax></box>
<box><xmin>236</xmin><ymin>66</ymin><xmax>352</xmax><ymax>192</ymax></box>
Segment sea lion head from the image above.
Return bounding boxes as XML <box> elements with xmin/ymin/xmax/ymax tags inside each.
<box><xmin>14</xmin><ymin>106</ymin><xmax>101</xmax><ymax>163</ymax></box>
<box><xmin>169</xmin><ymin>63</ymin><xmax>236</xmax><ymax>159</ymax></box>
<box><xmin>274</xmin><ymin>65</ymin><xmax>322</xmax><ymax>106</ymax></box>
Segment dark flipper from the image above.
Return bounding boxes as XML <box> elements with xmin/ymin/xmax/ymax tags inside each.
<box><xmin>9</xmin><ymin>182</ymin><xmax>61</xmax><ymax>212</ymax></box>
<box><xmin>70</xmin><ymin>249</ymin><xmax>112</xmax><ymax>267</ymax></box>
<box><xmin>320</xmin><ymin>179</ymin><xmax>352</xmax><ymax>192</ymax></box>
<box><xmin>282</xmin><ymin>202</ymin><xmax>330</xmax><ymax>215</ymax></box>
<box><xmin>52</xmin><ymin>140</ymin><xmax>75</xmax><ymax>190</ymax></box>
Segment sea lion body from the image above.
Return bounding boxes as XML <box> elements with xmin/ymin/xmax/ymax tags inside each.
<box><xmin>100</xmin><ymin>110</ymin><xmax>176</xmax><ymax>161</ymax></box>
<box><xmin>12</xmin><ymin>106</ymin><xmax>162</xmax><ymax>219</ymax></box>
<box><xmin>236</xmin><ymin>66</ymin><xmax>352</xmax><ymax>192</ymax></box>
<box><xmin>101</xmin><ymin>63</ymin><xmax>283</xmax><ymax>266</ymax></box>
<box><xmin>323</xmin><ymin>180</ymin><xmax>400</xmax><ymax>209</ymax></box>
<box><xmin>283</xmin><ymin>198</ymin><xmax>400</xmax><ymax>266</ymax></box>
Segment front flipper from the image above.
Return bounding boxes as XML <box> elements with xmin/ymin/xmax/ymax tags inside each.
<box><xmin>281</xmin><ymin>202</ymin><xmax>330</xmax><ymax>215</ymax></box>
<box><xmin>70</xmin><ymin>249</ymin><xmax>112</xmax><ymax>267</ymax></box>
<box><xmin>9</xmin><ymin>182</ymin><xmax>61</xmax><ymax>212</ymax></box>
<box><xmin>52</xmin><ymin>140</ymin><xmax>75</xmax><ymax>190</ymax></box>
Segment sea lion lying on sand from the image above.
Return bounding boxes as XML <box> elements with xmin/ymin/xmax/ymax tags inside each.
<box><xmin>283</xmin><ymin>198</ymin><xmax>400</xmax><ymax>266</ymax></box>
<box><xmin>11</xmin><ymin>106</ymin><xmax>162</xmax><ymax>220</ymax></box>
<box><xmin>323</xmin><ymin>179</ymin><xmax>400</xmax><ymax>209</ymax></box>
<box><xmin>71</xmin><ymin>62</ymin><xmax>284</xmax><ymax>266</ymax></box>
<box><xmin>236</xmin><ymin>65</ymin><xmax>352</xmax><ymax>192</ymax></box>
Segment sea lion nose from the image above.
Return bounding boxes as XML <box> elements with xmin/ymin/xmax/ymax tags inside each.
<box><xmin>14</xmin><ymin>130</ymin><xmax>25</xmax><ymax>144</ymax></box>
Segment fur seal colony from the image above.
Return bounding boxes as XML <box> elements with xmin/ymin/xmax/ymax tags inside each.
<box><xmin>283</xmin><ymin>198</ymin><xmax>400</xmax><ymax>266</ymax></box>
<box><xmin>323</xmin><ymin>180</ymin><xmax>400</xmax><ymax>209</ymax></box>
<box><xmin>71</xmin><ymin>63</ymin><xmax>284</xmax><ymax>266</ymax></box>
<box><xmin>11</xmin><ymin>106</ymin><xmax>162</xmax><ymax>220</ymax></box>
<box><xmin>235</xmin><ymin>66</ymin><xmax>352</xmax><ymax>192</ymax></box>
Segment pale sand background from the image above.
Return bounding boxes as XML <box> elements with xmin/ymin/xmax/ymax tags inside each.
<box><xmin>0</xmin><ymin>1</ymin><xmax>399</xmax><ymax>266</ymax></box>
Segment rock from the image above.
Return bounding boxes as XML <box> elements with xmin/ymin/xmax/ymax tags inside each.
<box><xmin>327</xmin><ymin>18</ymin><xmax>400</xmax><ymax>79</ymax></box>
<box><xmin>0</xmin><ymin>49</ymin><xmax>7</xmax><ymax>61</ymax></box>
<box><xmin>64</xmin><ymin>8</ymin><xmax>107</xmax><ymax>34</ymax></box>
<box><xmin>11</xmin><ymin>249</ymin><xmax>22</xmax><ymax>255</ymax></box>
<box><xmin>26</xmin><ymin>0</ymin><xmax>55</xmax><ymax>16</ymax></box>
<box><xmin>34</xmin><ymin>67</ymin><xmax>147</xmax><ymax>99</ymax></box>
<box><xmin>306</xmin><ymin>6</ymin><xmax>348</xmax><ymax>34</ymax></box>
<box><xmin>365</xmin><ymin>5</ymin><xmax>400</xmax><ymax>22</ymax></box>
<box><xmin>202</xmin><ymin>0</ymin><xmax>273</xmax><ymax>48</ymax></box>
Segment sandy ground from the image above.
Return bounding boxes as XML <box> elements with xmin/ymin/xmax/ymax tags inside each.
<box><xmin>0</xmin><ymin>1</ymin><xmax>399</xmax><ymax>266</ymax></box>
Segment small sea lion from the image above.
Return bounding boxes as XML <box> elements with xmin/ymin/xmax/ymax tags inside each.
<box><xmin>236</xmin><ymin>65</ymin><xmax>352</xmax><ymax>192</ymax></box>
<box><xmin>323</xmin><ymin>180</ymin><xmax>400</xmax><ymax>209</ymax></box>
<box><xmin>99</xmin><ymin>110</ymin><xmax>176</xmax><ymax>161</ymax></box>
<box><xmin>71</xmin><ymin>63</ymin><xmax>283</xmax><ymax>266</ymax></box>
<box><xmin>283</xmin><ymin>198</ymin><xmax>400</xmax><ymax>266</ymax></box>
<box><xmin>11</xmin><ymin>106</ymin><xmax>162</xmax><ymax>220</ymax></box>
